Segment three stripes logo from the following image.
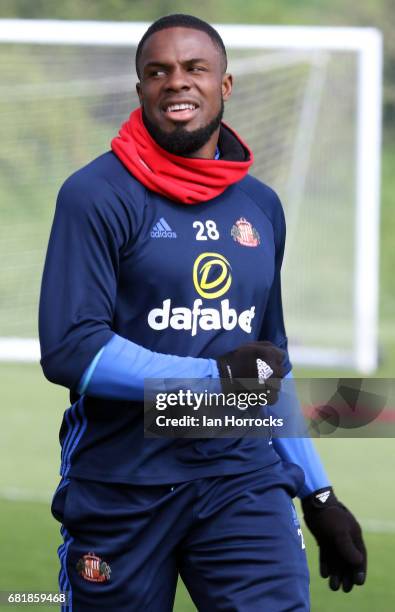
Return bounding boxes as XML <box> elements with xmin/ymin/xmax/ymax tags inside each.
<box><xmin>60</xmin><ymin>397</ymin><xmax>87</xmax><ymax>477</ymax></box>
<box><xmin>151</xmin><ymin>217</ymin><xmax>177</xmax><ymax>239</ymax></box>
<box><xmin>256</xmin><ymin>359</ymin><xmax>273</xmax><ymax>384</ymax></box>
<box><xmin>315</xmin><ymin>490</ymin><xmax>331</xmax><ymax>504</ymax></box>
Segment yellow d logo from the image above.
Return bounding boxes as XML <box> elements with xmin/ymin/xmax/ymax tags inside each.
<box><xmin>193</xmin><ymin>252</ymin><xmax>232</xmax><ymax>299</ymax></box>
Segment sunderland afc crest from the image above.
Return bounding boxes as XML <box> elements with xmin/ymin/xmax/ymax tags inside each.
<box><xmin>231</xmin><ymin>218</ymin><xmax>260</xmax><ymax>247</ymax></box>
<box><xmin>76</xmin><ymin>552</ymin><xmax>111</xmax><ymax>582</ymax></box>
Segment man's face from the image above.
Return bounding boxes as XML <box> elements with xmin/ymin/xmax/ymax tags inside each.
<box><xmin>136</xmin><ymin>27</ymin><xmax>232</xmax><ymax>156</ymax></box>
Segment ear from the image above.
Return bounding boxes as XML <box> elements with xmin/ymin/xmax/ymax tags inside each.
<box><xmin>136</xmin><ymin>82</ymin><xmax>143</xmax><ymax>105</ymax></box>
<box><xmin>222</xmin><ymin>73</ymin><xmax>233</xmax><ymax>102</ymax></box>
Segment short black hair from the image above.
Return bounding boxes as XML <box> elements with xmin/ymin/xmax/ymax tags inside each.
<box><xmin>135</xmin><ymin>14</ymin><xmax>228</xmax><ymax>78</ymax></box>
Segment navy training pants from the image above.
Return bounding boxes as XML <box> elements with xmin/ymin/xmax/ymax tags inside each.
<box><xmin>51</xmin><ymin>461</ymin><xmax>309</xmax><ymax>611</ymax></box>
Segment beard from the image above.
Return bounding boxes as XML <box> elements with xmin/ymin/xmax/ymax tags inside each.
<box><xmin>142</xmin><ymin>100</ymin><xmax>224</xmax><ymax>156</ymax></box>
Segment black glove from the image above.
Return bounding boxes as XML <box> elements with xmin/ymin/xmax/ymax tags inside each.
<box><xmin>302</xmin><ymin>487</ymin><xmax>367</xmax><ymax>592</ymax></box>
<box><xmin>216</xmin><ymin>341</ymin><xmax>285</xmax><ymax>405</ymax></box>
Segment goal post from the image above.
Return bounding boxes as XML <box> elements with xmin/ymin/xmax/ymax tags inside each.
<box><xmin>0</xmin><ymin>20</ymin><xmax>383</xmax><ymax>373</ymax></box>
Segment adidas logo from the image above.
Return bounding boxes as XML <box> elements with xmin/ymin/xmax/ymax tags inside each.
<box><xmin>151</xmin><ymin>217</ymin><xmax>177</xmax><ymax>239</ymax></box>
<box><xmin>256</xmin><ymin>359</ymin><xmax>273</xmax><ymax>383</ymax></box>
<box><xmin>316</xmin><ymin>490</ymin><xmax>331</xmax><ymax>504</ymax></box>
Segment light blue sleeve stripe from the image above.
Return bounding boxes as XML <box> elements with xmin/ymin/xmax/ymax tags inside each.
<box><xmin>272</xmin><ymin>371</ymin><xmax>331</xmax><ymax>498</ymax></box>
<box><xmin>78</xmin><ymin>346</ymin><xmax>105</xmax><ymax>395</ymax></box>
<box><xmin>77</xmin><ymin>334</ymin><xmax>220</xmax><ymax>401</ymax></box>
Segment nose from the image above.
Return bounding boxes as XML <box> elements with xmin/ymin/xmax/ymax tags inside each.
<box><xmin>164</xmin><ymin>66</ymin><xmax>191</xmax><ymax>91</ymax></box>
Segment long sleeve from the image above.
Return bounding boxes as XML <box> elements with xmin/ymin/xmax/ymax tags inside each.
<box><xmin>39</xmin><ymin>175</ymin><xmax>122</xmax><ymax>390</ymax></box>
<box><xmin>272</xmin><ymin>375</ymin><xmax>330</xmax><ymax>498</ymax></box>
<box><xmin>258</xmin><ymin>194</ymin><xmax>330</xmax><ymax>497</ymax></box>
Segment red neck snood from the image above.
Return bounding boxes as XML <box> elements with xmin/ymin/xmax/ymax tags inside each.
<box><xmin>111</xmin><ymin>108</ymin><xmax>254</xmax><ymax>204</ymax></box>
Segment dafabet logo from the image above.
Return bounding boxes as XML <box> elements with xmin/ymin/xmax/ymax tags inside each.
<box><xmin>193</xmin><ymin>252</ymin><xmax>232</xmax><ymax>299</ymax></box>
<box><xmin>148</xmin><ymin>252</ymin><xmax>255</xmax><ymax>336</ymax></box>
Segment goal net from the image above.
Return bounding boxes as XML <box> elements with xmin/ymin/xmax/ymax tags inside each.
<box><xmin>0</xmin><ymin>20</ymin><xmax>382</xmax><ymax>372</ymax></box>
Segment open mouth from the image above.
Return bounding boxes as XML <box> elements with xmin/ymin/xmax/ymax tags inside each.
<box><xmin>162</xmin><ymin>102</ymin><xmax>199</xmax><ymax>121</ymax></box>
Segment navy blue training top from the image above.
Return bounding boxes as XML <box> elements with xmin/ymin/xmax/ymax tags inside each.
<box><xmin>39</xmin><ymin>150</ymin><xmax>291</xmax><ymax>484</ymax></box>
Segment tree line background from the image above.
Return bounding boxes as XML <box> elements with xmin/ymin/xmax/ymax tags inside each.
<box><xmin>1</xmin><ymin>0</ymin><xmax>394</xmax><ymax>128</ymax></box>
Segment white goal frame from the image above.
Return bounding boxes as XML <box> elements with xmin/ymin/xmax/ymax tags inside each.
<box><xmin>0</xmin><ymin>20</ymin><xmax>383</xmax><ymax>373</ymax></box>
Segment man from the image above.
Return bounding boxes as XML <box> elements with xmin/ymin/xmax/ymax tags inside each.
<box><xmin>40</xmin><ymin>14</ymin><xmax>366</xmax><ymax>611</ymax></box>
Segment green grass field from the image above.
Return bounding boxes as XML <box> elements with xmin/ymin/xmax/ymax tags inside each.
<box><xmin>0</xmin><ymin>140</ymin><xmax>393</xmax><ymax>610</ymax></box>
<box><xmin>0</xmin><ymin>51</ymin><xmax>394</xmax><ymax>611</ymax></box>
<box><xmin>0</xmin><ymin>362</ymin><xmax>394</xmax><ymax>611</ymax></box>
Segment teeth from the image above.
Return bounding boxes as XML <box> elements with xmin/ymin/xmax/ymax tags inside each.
<box><xmin>166</xmin><ymin>103</ymin><xmax>196</xmax><ymax>112</ymax></box>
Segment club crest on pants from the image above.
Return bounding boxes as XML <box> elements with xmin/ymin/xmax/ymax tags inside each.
<box><xmin>76</xmin><ymin>552</ymin><xmax>111</xmax><ymax>582</ymax></box>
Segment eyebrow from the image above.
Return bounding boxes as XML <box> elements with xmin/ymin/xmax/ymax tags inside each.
<box><xmin>143</xmin><ymin>58</ymin><xmax>210</xmax><ymax>70</ymax></box>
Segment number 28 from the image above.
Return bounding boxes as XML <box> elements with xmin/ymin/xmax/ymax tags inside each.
<box><xmin>193</xmin><ymin>220</ymin><xmax>220</xmax><ymax>240</ymax></box>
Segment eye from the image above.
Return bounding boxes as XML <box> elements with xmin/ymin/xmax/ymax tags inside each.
<box><xmin>149</xmin><ymin>69</ymin><xmax>166</xmax><ymax>77</ymax></box>
<box><xmin>190</xmin><ymin>66</ymin><xmax>207</xmax><ymax>72</ymax></box>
